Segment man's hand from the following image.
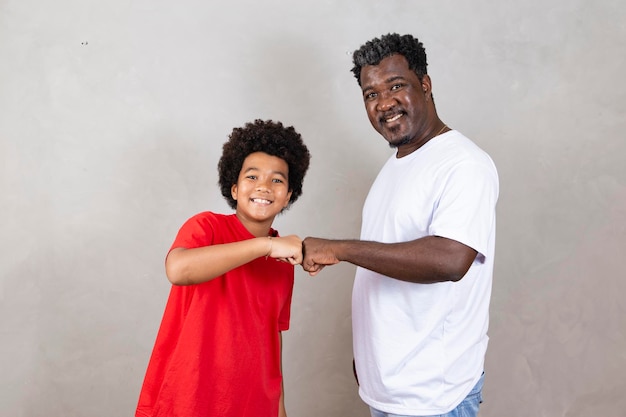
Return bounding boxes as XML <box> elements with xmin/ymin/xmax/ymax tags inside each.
<box><xmin>301</xmin><ymin>237</ymin><xmax>340</xmax><ymax>276</ymax></box>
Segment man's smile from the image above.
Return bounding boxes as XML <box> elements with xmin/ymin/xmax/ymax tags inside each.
<box><xmin>386</xmin><ymin>114</ymin><xmax>402</xmax><ymax>123</ymax></box>
<box><xmin>382</xmin><ymin>111</ymin><xmax>405</xmax><ymax>124</ymax></box>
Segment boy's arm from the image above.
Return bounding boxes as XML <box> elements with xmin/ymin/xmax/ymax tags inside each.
<box><xmin>166</xmin><ymin>235</ymin><xmax>302</xmax><ymax>285</ymax></box>
<box><xmin>279</xmin><ymin>332</ymin><xmax>287</xmax><ymax>417</ymax></box>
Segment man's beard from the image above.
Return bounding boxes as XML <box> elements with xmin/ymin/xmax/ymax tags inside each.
<box><xmin>381</xmin><ymin>121</ymin><xmax>412</xmax><ymax>149</ymax></box>
<box><xmin>387</xmin><ymin>134</ymin><xmax>412</xmax><ymax>149</ymax></box>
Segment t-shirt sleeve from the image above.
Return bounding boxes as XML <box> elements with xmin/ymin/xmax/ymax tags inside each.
<box><xmin>169</xmin><ymin>213</ymin><xmax>216</xmax><ymax>253</ymax></box>
<box><xmin>277</xmin><ymin>273</ymin><xmax>294</xmax><ymax>331</ymax></box>
<box><xmin>429</xmin><ymin>160</ymin><xmax>498</xmax><ymax>258</ymax></box>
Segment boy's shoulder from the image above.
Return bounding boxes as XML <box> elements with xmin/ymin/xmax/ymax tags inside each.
<box><xmin>173</xmin><ymin>212</ymin><xmax>241</xmax><ymax>245</ymax></box>
<box><xmin>179</xmin><ymin>211</ymin><xmax>237</xmax><ymax>231</ymax></box>
<box><xmin>187</xmin><ymin>211</ymin><xmax>230</xmax><ymax>221</ymax></box>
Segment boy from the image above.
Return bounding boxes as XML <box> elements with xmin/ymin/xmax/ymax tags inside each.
<box><xmin>136</xmin><ymin>119</ymin><xmax>311</xmax><ymax>417</ymax></box>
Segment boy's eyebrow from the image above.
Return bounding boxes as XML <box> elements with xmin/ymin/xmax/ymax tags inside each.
<box><xmin>243</xmin><ymin>166</ymin><xmax>288</xmax><ymax>178</ymax></box>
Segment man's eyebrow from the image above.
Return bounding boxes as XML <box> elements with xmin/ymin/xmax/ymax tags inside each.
<box><xmin>362</xmin><ymin>75</ymin><xmax>406</xmax><ymax>93</ymax></box>
<box><xmin>385</xmin><ymin>75</ymin><xmax>406</xmax><ymax>84</ymax></box>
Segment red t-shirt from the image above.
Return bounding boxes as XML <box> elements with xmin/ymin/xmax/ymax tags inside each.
<box><xmin>136</xmin><ymin>212</ymin><xmax>294</xmax><ymax>417</ymax></box>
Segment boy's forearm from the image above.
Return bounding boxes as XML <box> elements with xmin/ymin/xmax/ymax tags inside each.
<box><xmin>165</xmin><ymin>237</ymin><xmax>272</xmax><ymax>285</ymax></box>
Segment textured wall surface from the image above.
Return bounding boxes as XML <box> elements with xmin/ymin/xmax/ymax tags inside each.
<box><xmin>1</xmin><ymin>1</ymin><xmax>624</xmax><ymax>416</ymax></box>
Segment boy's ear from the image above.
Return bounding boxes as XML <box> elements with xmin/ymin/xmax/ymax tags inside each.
<box><xmin>284</xmin><ymin>190</ymin><xmax>293</xmax><ymax>208</ymax></box>
<box><xmin>231</xmin><ymin>184</ymin><xmax>238</xmax><ymax>201</ymax></box>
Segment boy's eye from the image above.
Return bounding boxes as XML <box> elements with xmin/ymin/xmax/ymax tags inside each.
<box><xmin>272</xmin><ymin>178</ymin><xmax>284</xmax><ymax>183</ymax></box>
<box><xmin>246</xmin><ymin>175</ymin><xmax>257</xmax><ymax>180</ymax></box>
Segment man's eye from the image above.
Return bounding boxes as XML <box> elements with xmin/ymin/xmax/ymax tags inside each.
<box><xmin>364</xmin><ymin>92</ymin><xmax>377</xmax><ymax>100</ymax></box>
<box><xmin>391</xmin><ymin>84</ymin><xmax>402</xmax><ymax>91</ymax></box>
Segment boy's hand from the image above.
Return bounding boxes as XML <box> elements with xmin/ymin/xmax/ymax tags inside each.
<box><xmin>269</xmin><ymin>235</ymin><xmax>303</xmax><ymax>265</ymax></box>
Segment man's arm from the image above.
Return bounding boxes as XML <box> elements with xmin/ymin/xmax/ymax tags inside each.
<box><xmin>302</xmin><ymin>235</ymin><xmax>477</xmax><ymax>284</ymax></box>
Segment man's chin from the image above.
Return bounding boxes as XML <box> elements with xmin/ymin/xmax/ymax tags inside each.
<box><xmin>385</xmin><ymin>135</ymin><xmax>411</xmax><ymax>149</ymax></box>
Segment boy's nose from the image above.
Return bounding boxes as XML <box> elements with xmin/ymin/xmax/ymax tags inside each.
<box><xmin>256</xmin><ymin>181</ymin><xmax>271</xmax><ymax>192</ymax></box>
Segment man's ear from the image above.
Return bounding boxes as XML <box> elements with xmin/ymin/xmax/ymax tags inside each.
<box><xmin>421</xmin><ymin>74</ymin><xmax>432</xmax><ymax>100</ymax></box>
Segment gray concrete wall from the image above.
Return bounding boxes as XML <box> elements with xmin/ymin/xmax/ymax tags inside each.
<box><xmin>1</xmin><ymin>1</ymin><xmax>624</xmax><ymax>415</ymax></box>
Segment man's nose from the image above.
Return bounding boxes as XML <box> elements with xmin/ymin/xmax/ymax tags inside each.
<box><xmin>376</xmin><ymin>92</ymin><xmax>396</xmax><ymax>111</ymax></box>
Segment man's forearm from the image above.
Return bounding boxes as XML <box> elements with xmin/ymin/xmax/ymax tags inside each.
<box><xmin>331</xmin><ymin>236</ymin><xmax>476</xmax><ymax>283</ymax></box>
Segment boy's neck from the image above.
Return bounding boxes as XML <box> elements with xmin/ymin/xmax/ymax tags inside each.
<box><xmin>235</xmin><ymin>213</ymin><xmax>274</xmax><ymax>237</ymax></box>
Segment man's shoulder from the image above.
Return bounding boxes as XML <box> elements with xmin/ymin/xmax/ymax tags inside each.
<box><xmin>438</xmin><ymin>131</ymin><xmax>496</xmax><ymax>166</ymax></box>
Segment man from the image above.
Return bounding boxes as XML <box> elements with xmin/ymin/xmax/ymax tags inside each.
<box><xmin>302</xmin><ymin>33</ymin><xmax>499</xmax><ymax>417</ymax></box>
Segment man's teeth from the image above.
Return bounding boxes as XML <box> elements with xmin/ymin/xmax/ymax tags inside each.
<box><xmin>386</xmin><ymin>114</ymin><xmax>402</xmax><ymax>123</ymax></box>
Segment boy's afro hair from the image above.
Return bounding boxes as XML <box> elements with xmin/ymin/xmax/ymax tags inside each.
<box><xmin>218</xmin><ymin>119</ymin><xmax>311</xmax><ymax>210</ymax></box>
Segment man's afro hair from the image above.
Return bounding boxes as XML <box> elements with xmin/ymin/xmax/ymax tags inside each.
<box><xmin>351</xmin><ymin>33</ymin><xmax>428</xmax><ymax>86</ymax></box>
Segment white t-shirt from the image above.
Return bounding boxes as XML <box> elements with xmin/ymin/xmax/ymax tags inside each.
<box><xmin>352</xmin><ymin>130</ymin><xmax>499</xmax><ymax>415</ymax></box>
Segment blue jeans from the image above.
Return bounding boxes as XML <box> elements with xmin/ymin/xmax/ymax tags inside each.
<box><xmin>369</xmin><ymin>373</ymin><xmax>484</xmax><ymax>417</ymax></box>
